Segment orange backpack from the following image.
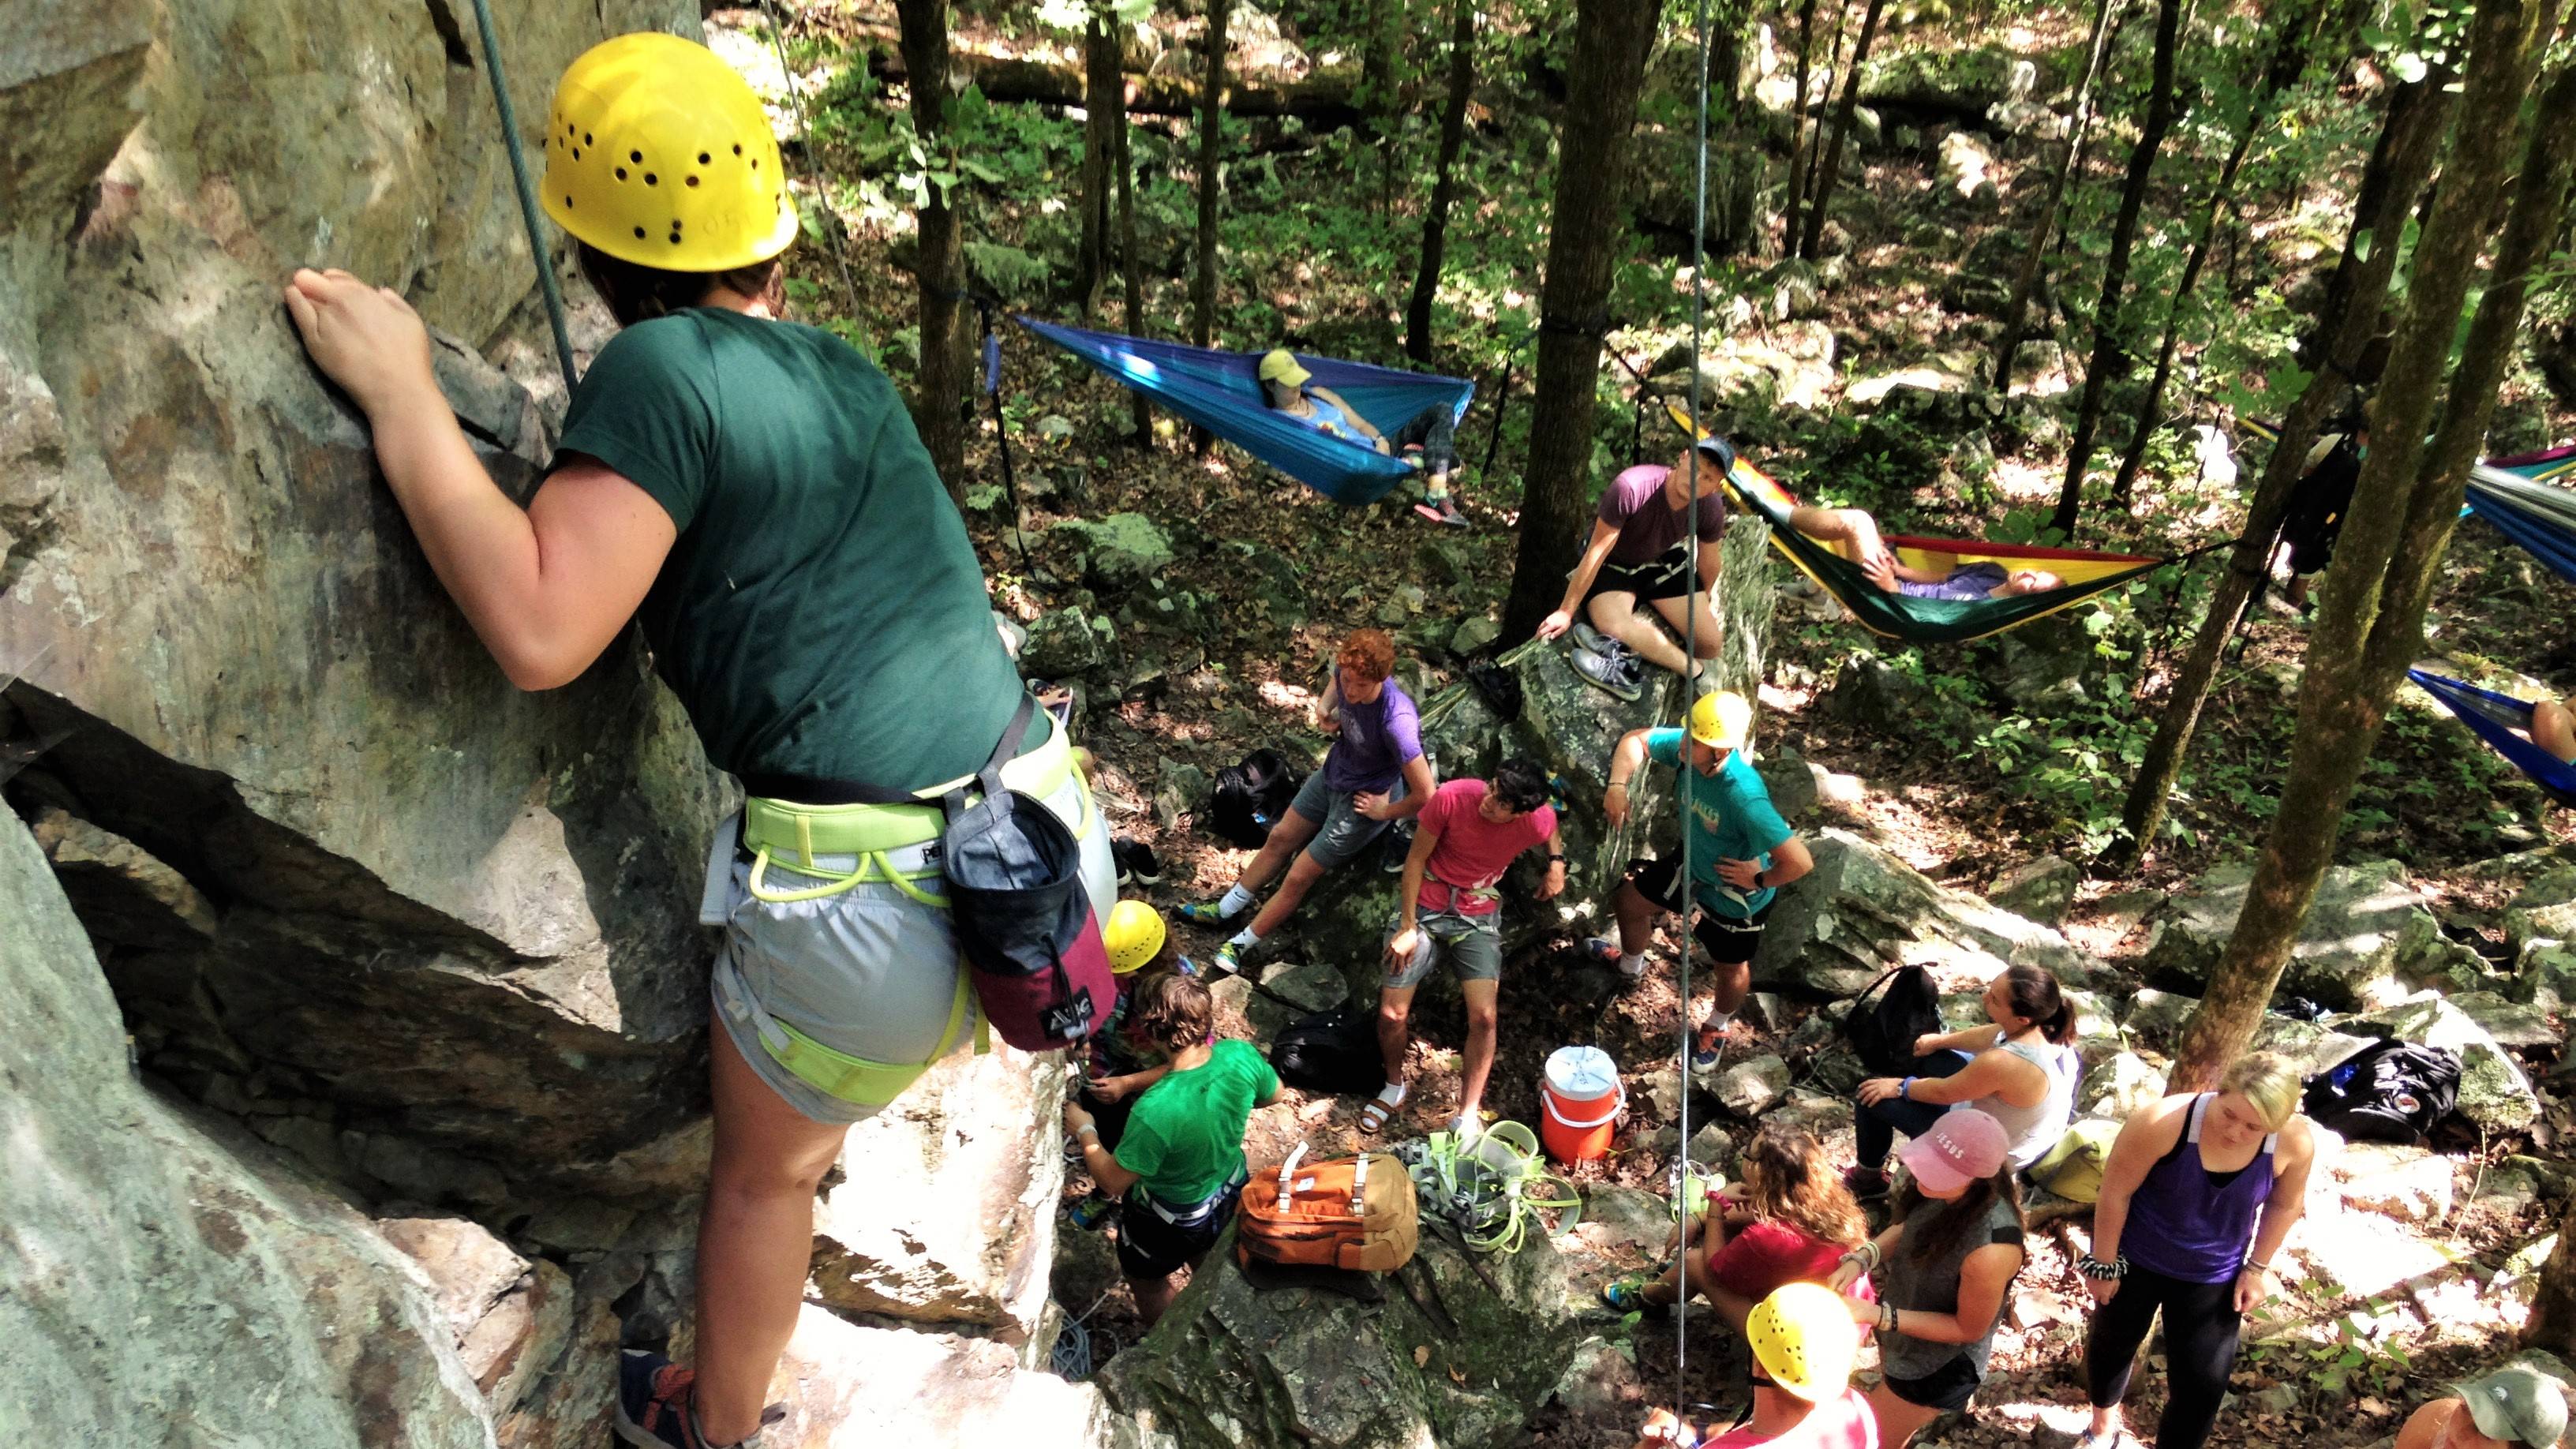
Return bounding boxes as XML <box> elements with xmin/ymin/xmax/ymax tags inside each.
<box><xmin>1235</xmin><ymin>1144</ymin><xmax>1419</xmax><ymax>1272</ymax></box>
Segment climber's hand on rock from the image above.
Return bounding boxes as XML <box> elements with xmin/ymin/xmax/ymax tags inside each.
<box><xmin>283</xmin><ymin>268</ymin><xmax>435</xmax><ymax>417</ymax></box>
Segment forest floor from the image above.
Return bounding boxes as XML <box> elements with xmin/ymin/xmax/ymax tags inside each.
<box><xmin>752</xmin><ymin>0</ymin><xmax>2576</xmax><ymax>1440</ymax></box>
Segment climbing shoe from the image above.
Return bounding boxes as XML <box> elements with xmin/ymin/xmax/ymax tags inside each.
<box><xmin>615</xmin><ymin>1350</ymin><xmax>769</xmax><ymax>1449</ymax></box>
<box><xmin>1067</xmin><ymin>1193</ymin><xmax>1118</xmax><ymax>1232</ymax></box>
<box><xmin>1176</xmin><ymin>899</ymin><xmax>1237</xmax><ymax>926</ymax></box>
<box><xmin>1601</xmin><ymin>1278</ymin><xmax>1673</xmax><ymax>1318</ymax></box>
<box><xmin>1571</xmin><ymin>638</ymin><xmax>1644</xmax><ymax>702</ymax></box>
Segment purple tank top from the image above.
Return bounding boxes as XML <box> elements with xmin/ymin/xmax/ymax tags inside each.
<box><xmin>2122</xmin><ymin>1094</ymin><xmax>2276</xmax><ymax>1284</ymax></box>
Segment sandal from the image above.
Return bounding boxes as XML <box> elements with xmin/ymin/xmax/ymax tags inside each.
<box><xmin>1358</xmin><ymin>1083</ymin><xmax>1407</xmax><ymax>1135</ymax></box>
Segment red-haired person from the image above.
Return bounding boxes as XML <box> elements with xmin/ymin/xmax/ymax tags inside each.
<box><xmin>1181</xmin><ymin>628</ymin><xmax>1435</xmax><ymax>975</ymax></box>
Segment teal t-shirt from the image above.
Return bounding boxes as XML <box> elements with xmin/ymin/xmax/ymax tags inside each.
<box><xmin>1644</xmin><ymin>728</ymin><xmax>1793</xmax><ymax>919</ymax></box>
<box><xmin>552</xmin><ymin>308</ymin><xmax>1023</xmax><ymax>790</ymax></box>
<box><xmin>1115</xmin><ymin>1039</ymin><xmax>1278</xmax><ymax>1204</ymax></box>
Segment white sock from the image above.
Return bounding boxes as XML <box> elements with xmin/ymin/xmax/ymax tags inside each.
<box><xmin>1702</xmin><ymin>1011</ymin><xmax>1734</xmax><ymax>1039</ymax></box>
<box><xmin>1228</xmin><ymin>926</ymin><xmax>1261</xmax><ymax>949</ymax></box>
<box><xmin>1618</xmin><ymin>953</ymin><xmax>1646</xmax><ymax>979</ymax></box>
<box><xmin>1219</xmin><ymin>884</ymin><xmax>1256</xmax><ymax>916</ymax></box>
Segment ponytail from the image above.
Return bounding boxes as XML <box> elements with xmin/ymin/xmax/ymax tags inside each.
<box><xmin>2003</xmin><ymin>964</ymin><xmax>2077</xmax><ymax>1046</ymax></box>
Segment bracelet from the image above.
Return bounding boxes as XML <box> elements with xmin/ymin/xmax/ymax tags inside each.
<box><xmin>1076</xmin><ymin>1123</ymin><xmax>1099</xmax><ymax>1140</ymax></box>
<box><xmin>1843</xmin><ymin>1241</ymin><xmax>1882</xmax><ymax>1272</ymax></box>
<box><xmin>1900</xmin><ymin>1076</ymin><xmax>1916</xmax><ymax>1102</ymax></box>
<box><xmin>1608</xmin><ymin>780</ymin><xmax>1629</xmax><ymax>793</ymax></box>
<box><xmin>2245</xmin><ymin>1260</ymin><xmax>2274</xmax><ymax>1274</ymax></box>
<box><xmin>1879</xmin><ymin>1301</ymin><xmax>1896</xmax><ymax>1333</ymax></box>
<box><xmin>1548</xmin><ymin>853</ymin><xmax>1567</xmax><ymax>863</ymax></box>
<box><xmin>2077</xmin><ymin>1252</ymin><xmax>2129</xmax><ymax>1281</ymax></box>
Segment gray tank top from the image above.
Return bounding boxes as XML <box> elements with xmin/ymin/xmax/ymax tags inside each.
<box><xmin>1878</xmin><ymin>1194</ymin><xmax>2026</xmax><ymax>1382</ymax></box>
<box><xmin>1960</xmin><ymin>1032</ymin><xmax>2078</xmax><ymax>1169</ymax></box>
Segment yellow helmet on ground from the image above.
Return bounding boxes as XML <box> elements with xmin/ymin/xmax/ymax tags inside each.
<box><xmin>1744</xmin><ymin>1282</ymin><xmax>1859</xmax><ymax>1402</ymax></box>
<box><xmin>541</xmin><ymin>32</ymin><xmax>799</xmax><ymax>271</ymax></box>
<box><xmin>1686</xmin><ymin>689</ymin><xmax>1751</xmax><ymax>750</ymax></box>
<box><xmin>1103</xmin><ymin>900</ymin><xmax>1167</xmax><ymax>975</ymax></box>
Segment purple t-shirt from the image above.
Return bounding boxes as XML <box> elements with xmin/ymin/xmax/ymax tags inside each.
<box><xmin>1321</xmin><ymin>672</ymin><xmax>1422</xmax><ymax>794</ymax></box>
<box><xmin>1896</xmin><ymin>562</ymin><xmax>2006</xmax><ymax>601</ymax></box>
<box><xmin>1597</xmin><ymin>464</ymin><xmax>1727</xmax><ymax>565</ymax></box>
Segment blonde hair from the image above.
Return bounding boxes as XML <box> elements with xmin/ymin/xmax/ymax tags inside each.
<box><xmin>2218</xmin><ymin>1051</ymin><xmax>2302</xmax><ymax>1131</ymax></box>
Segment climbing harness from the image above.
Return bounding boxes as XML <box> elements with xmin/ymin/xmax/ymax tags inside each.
<box><xmin>1392</xmin><ymin>1122</ymin><xmax>1578</xmax><ymax>1256</ymax></box>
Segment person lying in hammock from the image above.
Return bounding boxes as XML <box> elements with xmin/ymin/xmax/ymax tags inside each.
<box><xmin>2531</xmin><ymin>693</ymin><xmax>2576</xmax><ymax>763</ymax></box>
<box><xmin>1258</xmin><ymin>348</ymin><xmax>1468</xmax><ymax>526</ymax></box>
<box><xmin>1791</xmin><ymin>505</ymin><xmax>2065</xmax><ymax>599</ymax></box>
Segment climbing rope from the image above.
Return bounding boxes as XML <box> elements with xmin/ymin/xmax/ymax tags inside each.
<box><xmin>1674</xmin><ymin>0</ymin><xmax>1715</xmax><ymax>1417</ymax></box>
<box><xmin>1049</xmin><ymin>1282</ymin><xmax>1123</xmax><ymax>1380</ymax></box>
<box><xmin>463</xmin><ymin>0</ymin><xmax>579</xmax><ymax>393</ymax></box>
<box><xmin>752</xmin><ymin>0</ymin><xmax>870</xmax><ymax>318</ymax></box>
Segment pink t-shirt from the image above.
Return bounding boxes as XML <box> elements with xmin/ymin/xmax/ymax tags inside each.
<box><xmin>1598</xmin><ymin>464</ymin><xmax>1727</xmax><ymax>565</ymax></box>
<box><xmin>1709</xmin><ymin>1219</ymin><xmax>1876</xmax><ymax>1306</ymax></box>
<box><xmin>1702</xmin><ymin>1387</ymin><xmax>1878</xmax><ymax>1449</ymax></box>
<box><xmin>1415</xmin><ymin>778</ymin><xmax>1556</xmax><ymax>915</ymax></box>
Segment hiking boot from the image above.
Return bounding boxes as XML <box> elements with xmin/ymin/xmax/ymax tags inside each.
<box><xmin>616</xmin><ymin>1350</ymin><xmax>767</xmax><ymax>1449</ymax></box>
<box><xmin>1841</xmin><ymin>1165</ymin><xmax>1890</xmax><ymax>1200</ymax></box>
<box><xmin>1177</xmin><ymin>899</ymin><xmax>1237</xmax><ymax>926</ymax></box>
<box><xmin>1571</xmin><ymin>639</ymin><xmax>1644</xmax><ymax>702</ymax></box>
<box><xmin>1112</xmin><ymin>837</ymin><xmax>1163</xmax><ymax>886</ymax></box>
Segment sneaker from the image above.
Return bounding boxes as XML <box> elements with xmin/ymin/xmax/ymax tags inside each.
<box><xmin>1571</xmin><ymin>639</ymin><xmax>1645</xmax><ymax>702</ymax></box>
<box><xmin>1841</xmin><ymin>1165</ymin><xmax>1890</xmax><ymax>1200</ymax></box>
<box><xmin>1601</xmin><ymin>1278</ymin><xmax>1673</xmax><ymax>1317</ymax></box>
<box><xmin>1380</xmin><ymin>819</ymin><xmax>1416</xmax><ymax>873</ymax></box>
<box><xmin>1112</xmin><ymin>837</ymin><xmax>1163</xmax><ymax>886</ymax></box>
<box><xmin>1209</xmin><ymin>938</ymin><xmax>1246</xmax><ymax>977</ymax></box>
<box><xmin>1690</xmin><ymin>1042</ymin><xmax>1723</xmax><ymax>1073</ymax></box>
<box><xmin>1177</xmin><ymin>899</ymin><xmax>1237</xmax><ymax>926</ymax></box>
<box><xmin>1067</xmin><ymin>1193</ymin><xmax>1118</xmax><ymax>1231</ymax></box>
<box><xmin>1571</xmin><ymin>620</ymin><xmax>1612</xmax><ymax>654</ymax></box>
<box><xmin>1583</xmin><ymin>936</ymin><xmax>1646</xmax><ymax>979</ymax></box>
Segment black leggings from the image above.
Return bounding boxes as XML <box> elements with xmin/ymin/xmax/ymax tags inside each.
<box><xmin>2085</xmin><ymin>1265</ymin><xmax>2243</xmax><ymax>1449</ymax></box>
<box><xmin>1387</xmin><ymin>405</ymin><xmax>1461</xmax><ymax>472</ymax></box>
<box><xmin>1853</xmin><ymin>1050</ymin><xmax>1971</xmax><ymax>1171</ymax></box>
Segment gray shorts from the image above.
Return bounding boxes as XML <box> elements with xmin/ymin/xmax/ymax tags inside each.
<box><xmin>706</xmin><ymin>760</ymin><xmax>1115</xmax><ymax>1125</ymax></box>
<box><xmin>1290</xmin><ymin>770</ymin><xmax>1408</xmax><ymax>871</ymax></box>
<box><xmin>1382</xmin><ymin>907</ymin><xmax>1503</xmax><ymax>990</ymax></box>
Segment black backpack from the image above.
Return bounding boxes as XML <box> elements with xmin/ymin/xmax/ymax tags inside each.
<box><xmin>2301</xmin><ymin>1038</ymin><xmax>2462</xmax><ymax>1144</ymax></box>
<box><xmin>1844</xmin><ymin>965</ymin><xmax>1944</xmax><ymax>1077</ymax></box>
<box><xmin>1271</xmin><ymin>1008</ymin><xmax>1384</xmax><ymax>1095</ymax></box>
<box><xmin>1208</xmin><ymin>749</ymin><xmax>1304</xmax><ymax>850</ymax></box>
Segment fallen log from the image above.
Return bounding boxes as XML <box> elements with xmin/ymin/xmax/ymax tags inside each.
<box><xmin>867</xmin><ymin>47</ymin><xmax>1368</xmax><ymax>128</ymax></box>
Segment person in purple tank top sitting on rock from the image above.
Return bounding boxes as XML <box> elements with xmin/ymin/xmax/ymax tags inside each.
<box><xmin>2076</xmin><ymin>1051</ymin><xmax>2317</xmax><ymax>1449</ymax></box>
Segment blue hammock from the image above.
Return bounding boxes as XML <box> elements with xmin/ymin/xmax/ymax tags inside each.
<box><xmin>2409</xmin><ymin>669</ymin><xmax>2576</xmax><ymax>803</ymax></box>
<box><xmin>1019</xmin><ymin>318</ymin><xmax>1474</xmax><ymax>505</ymax></box>
<box><xmin>2466</xmin><ymin>449</ymin><xmax>2576</xmax><ymax>586</ymax></box>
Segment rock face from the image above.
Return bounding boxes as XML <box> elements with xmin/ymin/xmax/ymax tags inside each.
<box><xmin>1100</xmin><ymin>1226</ymin><xmax>1586</xmax><ymax>1448</ymax></box>
<box><xmin>763</xmin><ymin>1303</ymin><xmax>1124</xmax><ymax>1447</ymax></box>
<box><xmin>2142</xmin><ymin>860</ymin><xmax>2468</xmax><ymax>1010</ymax></box>
<box><xmin>1752</xmin><ymin>829</ymin><xmax>2099</xmax><ymax>997</ymax></box>
<box><xmin>1</xmin><ymin>812</ymin><xmax>494</xmax><ymax>1447</ymax></box>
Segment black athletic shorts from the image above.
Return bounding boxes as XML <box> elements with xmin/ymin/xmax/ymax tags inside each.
<box><xmin>1884</xmin><ymin>1351</ymin><xmax>1983</xmax><ymax>1411</ymax></box>
<box><xmin>1623</xmin><ymin>856</ymin><xmax>1773</xmax><ymax>965</ymax></box>
<box><xmin>1586</xmin><ymin>540</ymin><xmax>1699</xmax><ymax>605</ymax></box>
<box><xmin>1116</xmin><ymin>1180</ymin><xmax>1244</xmax><ymax>1280</ymax></box>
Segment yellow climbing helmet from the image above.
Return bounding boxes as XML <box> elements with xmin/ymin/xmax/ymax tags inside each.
<box><xmin>1686</xmin><ymin>689</ymin><xmax>1751</xmax><ymax>750</ymax></box>
<box><xmin>1744</xmin><ymin>1282</ymin><xmax>1859</xmax><ymax>1402</ymax></box>
<box><xmin>1103</xmin><ymin>900</ymin><xmax>1167</xmax><ymax>975</ymax></box>
<box><xmin>541</xmin><ymin>32</ymin><xmax>799</xmax><ymax>271</ymax></box>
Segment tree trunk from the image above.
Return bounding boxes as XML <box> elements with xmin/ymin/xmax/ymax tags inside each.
<box><xmin>1076</xmin><ymin>13</ymin><xmax>1121</xmax><ymax>317</ymax></box>
<box><xmin>1118</xmin><ymin>83</ymin><xmax>1152</xmax><ymax>442</ymax></box>
<box><xmin>2530</xmin><ymin>1175</ymin><xmax>2576</xmax><ymax>1354</ymax></box>
<box><xmin>2102</xmin><ymin>73</ymin><xmax>2454</xmax><ymax>872</ymax></box>
<box><xmin>1189</xmin><ymin>0</ymin><xmax>1234</xmax><ymax>456</ymax></box>
<box><xmin>1781</xmin><ymin>0</ymin><xmax>1820</xmax><ymax>257</ymax></box>
<box><xmin>897</xmin><ymin>0</ymin><xmax>968</xmax><ymax>503</ymax></box>
<box><xmin>2050</xmin><ymin>0</ymin><xmax>2184</xmax><ymax>537</ymax></box>
<box><xmin>1990</xmin><ymin>0</ymin><xmax>2122</xmax><ymax>389</ymax></box>
<box><xmin>2107</xmin><ymin>0</ymin><xmax>2322</xmax><ymax>507</ymax></box>
<box><xmin>1364</xmin><ymin>0</ymin><xmax>1405</xmax><ymax>214</ymax></box>
<box><xmin>1500</xmin><ymin>0</ymin><xmax>1661</xmax><ymax>640</ymax></box>
<box><xmin>2170</xmin><ymin>10</ymin><xmax>2570</xmax><ymax>1093</ymax></box>
<box><xmin>1806</xmin><ymin>0</ymin><xmax>1853</xmax><ymax>207</ymax></box>
<box><xmin>1406</xmin><ymin>0</ymin><xmax>1476</xmax><ymax>364</ymax></box>
<box><xmin>1797</xmin><ymin>0</ymin><xmax>1889</xmax><ymax>260</ymax></box>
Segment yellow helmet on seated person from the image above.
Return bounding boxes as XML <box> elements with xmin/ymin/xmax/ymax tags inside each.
<box><xmin>1103</xmin><ymin>900</ymin><xmax>1167</xmax><ymax>975</ymax></box>
<box><xmin>541</xmin><ymin>32</ymin><xmax>799</xmax><ymax>271</ymax></box>
<box><xmin>1744</xmin><ymin>1282</ymin><xmax>1860</xmax><ymax>1403</ymax></box>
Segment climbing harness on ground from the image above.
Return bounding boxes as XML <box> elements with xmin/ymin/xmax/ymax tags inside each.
<box><xmin>1393</xmin><ymin>1122</ymin><xmax>1579</xmax><ymax>1255</ymax></box>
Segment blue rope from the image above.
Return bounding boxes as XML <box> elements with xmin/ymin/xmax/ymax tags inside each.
<box><xmin>464</xmin><ymin>0</ymin><xmax>579</xmax><ymax>394</ymax></box>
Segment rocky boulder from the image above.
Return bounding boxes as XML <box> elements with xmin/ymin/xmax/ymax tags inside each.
<box><xmin>2076</xmin><ymin>1052</ymin><xmax>2166</xmax><ymax>1121</ymax></box>
<box><xmin>1099</xmin><ymin>1224</ymin><xmax>1586</xmax><ymax>1448</ymax></box>
<box><xmin>1054</xmin><ymin>511</ymin><xmax>1176</xmax><ymax>590</ymax></box>
<box><xmin>763</xmin><ymin>1302</ymin><xmax>1124</xmax><ymax>1447</ymax></box>
<box><xmin>1022</xmin><ymin>608</ymin><xmax>1114</xmax><ymax>677</ymax></box>
<box><xmin>2</xmin><ymin>811</ymin><xmax>494</xmax><ymax>1446</ymax></box>
<box><xmin>1988</xmin><ymin>854</ymin><xmax>2078</xmax><ymax>927</ymax></box>
<box><xmin>2142</xmin><ymin>860</ymin><xmax>2467</xmax><ymax>1010</ymax></box>
<box><xmin>2508</xmin><ymin>867</ymin><xmax>2576</xmax><ymax>956</ymax></box>
<box><xmin>1937</xmin><ymin>131</ymin><xmax>1999</xmax><ymax>200</ymax></box>
<box><xmin>1751</xmin><ymin>829</ymin><xmax>2100</xmax><ymax>997</ymax></box>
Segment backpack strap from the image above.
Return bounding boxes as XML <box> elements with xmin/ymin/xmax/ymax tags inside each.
<box><xmin>1277</xmin><ymin>1141</ymin><xmax>1310</xmax><ymax>1197</ymax></box>
<box><xmin>1351</xmin><ymin>1152</ymin><xmax>1369</xmax><ymax>1215</ymax></box>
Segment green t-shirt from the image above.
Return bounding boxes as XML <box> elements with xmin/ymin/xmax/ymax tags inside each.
<box><xmin>553</xmin><ymin>308</ymin><xmax>1023</xmax><ymax>790</ymax></box>
<box><xmin>1115</xmin><ymin>1039</ymin><xmax>1277</xmax><ymax>1204</ymax></box>
<box><xmin>1644</xmin><ymin>728</ymin><xmax>1793</xmax><ymax>919</ymax></box>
